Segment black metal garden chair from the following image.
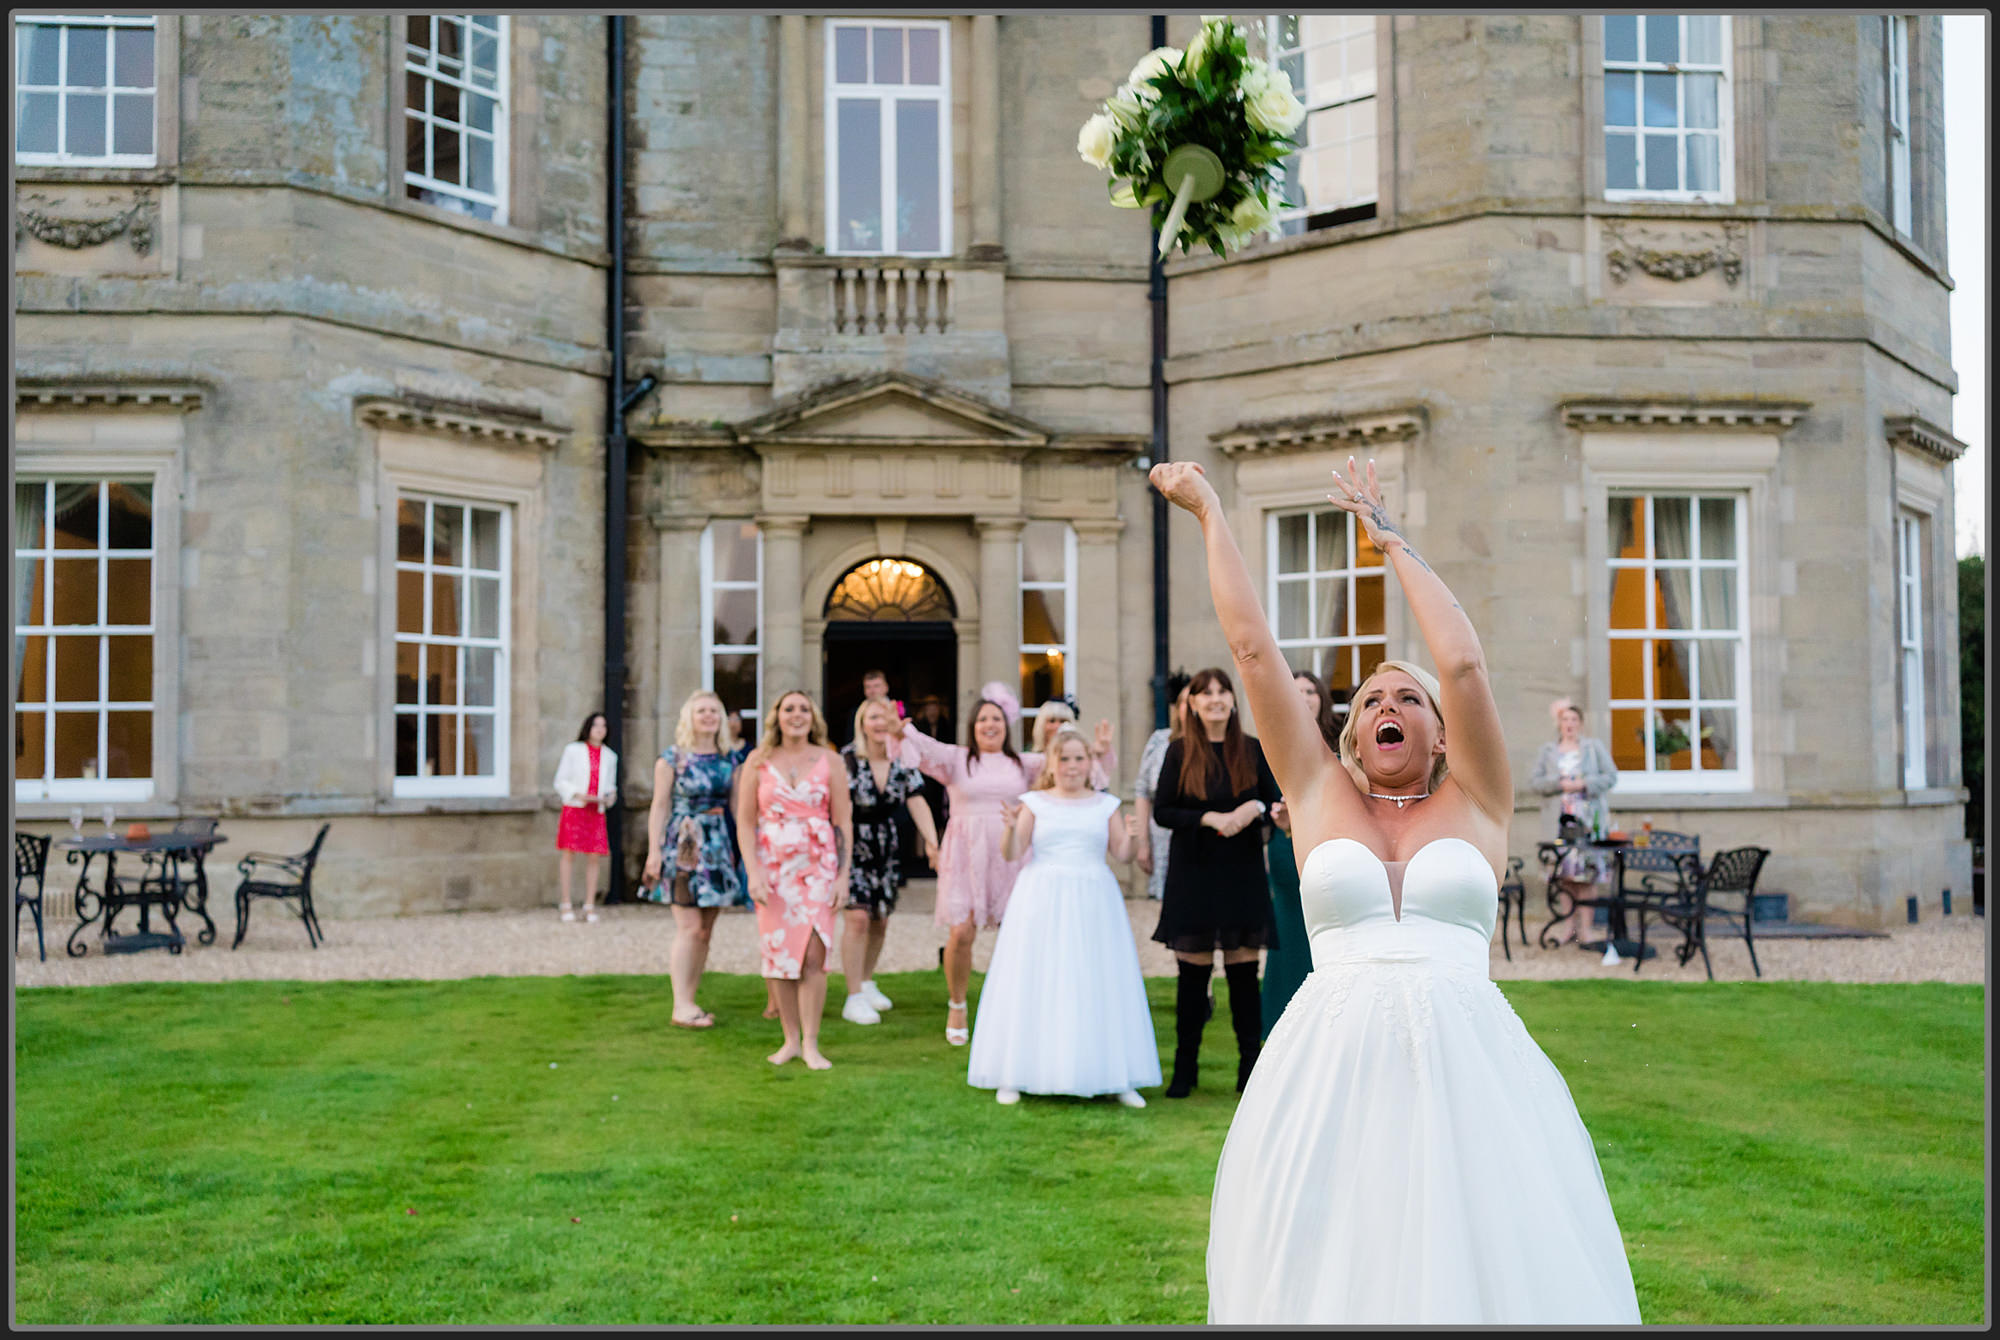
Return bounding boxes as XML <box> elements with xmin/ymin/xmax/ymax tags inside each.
<box><xmin>1620</xmin><ymin>845</ymin><xmax>1706</xmax><ymax>975</ymax></box>
<box><xmin>232</xmin><ymin>823</ymin><xmax>331</xmax><ymax>949</ymax></box>
<box><xmin>15</xmin><ymin>832</ymin><xmax>51</xmax><ymax>962</ymax></box>
<box><xmin>1495</xmin><ymin>856</ymin><xmax>1528</xmax><ymax>961</ymax></box>
<box><xmin>137</xmin><ymin>817</ymin><xmax>224</xmax><ymax>947</ymax></box>
<box><xmin>1679</xmin><ymin>846</ymin><xmax>1771</xmax><ymax>981</ymax></box>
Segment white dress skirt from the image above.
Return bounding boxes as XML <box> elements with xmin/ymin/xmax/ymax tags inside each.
<box><xmin>1207</xmin><ymin>836</ymin><xmax>1643</xmax><ymax>1325</ymax></box>
<box><xmin>967</xmin><ymin>790</ymin><xmax>1162</xmax><ymax>1097</ymax></box>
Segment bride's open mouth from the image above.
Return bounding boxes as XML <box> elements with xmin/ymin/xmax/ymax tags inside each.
<box><xmin>1374</xmin><ymin>720</ymin><xmax>1405</xmax><ymax>751</ymax></box>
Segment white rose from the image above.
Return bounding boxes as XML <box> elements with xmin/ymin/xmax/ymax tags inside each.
<box><xmin>1076</xmin><ymin>111</ymin><xmax>1118</xmax><ymax>169</ymax></box>
<box><xmin>1242</xmin><ymin>63</ymin><xmax>1305</xmax><ymax>135</ymax></box>
<box><xmin>1128</xmin><ymin>46</ymin><xmax>1183</xmax><ymax>99</ymax></box>
<box><xmin>1183</xmin><ymin>18</ymin><xmax>1232</xmax><ymax>79</ymax></box>
<box><xmin>1106</xmin><ymin>84</ymin><xmax>1144</xmax><ymax>131</ymax></box>
<box><xmin>1230</xmin><ymin>193</ymin><xmax>1276</xmax><ymax>236</ymax></box>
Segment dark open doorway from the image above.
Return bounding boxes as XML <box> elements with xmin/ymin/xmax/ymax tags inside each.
<box><xmin>820</xmin><ymin>557</ymin><xmax>960</xmax><ymax>749</ymax></box>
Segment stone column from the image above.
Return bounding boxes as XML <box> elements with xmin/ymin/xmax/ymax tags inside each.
<box><xmin>758</xmin><ymin>514</ymin><xmax>810</xmax><ymax>695</ymax></box>
<box><xmin>975</xmin><ymin>515</ymin><xmax>1023</xmax><ymax>704</ymax></box>
<box><xmin>968</xmin><ymin>15</ymin><xmax>1002</xmax><ymax>257</ymax></box>
<box><xmin>653</xmin><ymin>514</ymin><xmax>710</xmax><ymax>756</ymax></box>
<box><xmin>777</xmin><ymin>15</ymin><xmax>810</xmax><ymax>248</ymax></box>
<box><xmin>1071</xmin><ymin>516</ymin><xmax>1125</xmax><ymax>775</ymax></box>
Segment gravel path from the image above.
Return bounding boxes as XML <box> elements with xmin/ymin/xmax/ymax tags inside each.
<box><xmin>13</xmin><ymin>878</ymin><xmax>1986</xmax><ymax>990</ymax></box>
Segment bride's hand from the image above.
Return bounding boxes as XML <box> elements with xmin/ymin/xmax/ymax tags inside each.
<box><xmin>1327</xmin><ymin>456</ymin><xmax>1406</xmax><ymax>552</ymax></box>
<box><xmin>1149</xmin><ymin>461</ymin><xmax>1220</xmax><ymax>519</ymax></box>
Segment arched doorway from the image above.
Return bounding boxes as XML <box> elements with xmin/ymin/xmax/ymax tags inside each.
<box><xmin>821</xmin><ymin>557</ymin><xmax>958</xmax><ymax>750</ymax></box>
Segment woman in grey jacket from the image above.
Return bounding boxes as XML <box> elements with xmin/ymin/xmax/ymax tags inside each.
<box><xmin>1529</xmin><ymin>699</ymin><xmax>1618</xmax><ymax>945</ymax></box>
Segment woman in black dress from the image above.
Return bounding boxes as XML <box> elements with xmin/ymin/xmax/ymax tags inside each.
<box><xmin>839</xmin><ymin>697</ymin><xmax>939</xmax><ymax>1026</ymax></box>
<box><xmin>1152</xmin><ymin>666</ymin><xmax>1282</xmax><ymax>1098</ymax></box>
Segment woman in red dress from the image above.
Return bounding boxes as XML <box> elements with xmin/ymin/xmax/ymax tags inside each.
<box><xmin>553</xmin><ymin>712</ymin><xmax>618</xmax><ymax>922</ymax></box>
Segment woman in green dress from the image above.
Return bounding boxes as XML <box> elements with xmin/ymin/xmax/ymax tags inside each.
<box><xmin>1261</xmin><ymin>670</ymin><xmax>1341</xmax><ymax>1038</ymax></box>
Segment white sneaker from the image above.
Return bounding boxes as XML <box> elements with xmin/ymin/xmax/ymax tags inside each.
<box><xmin>1116</xmin><ymin>1089</ymin><xmax>1147</xmax><ymax>1109</ymax></box>
<box><xmin>841</xmin><ymin>994</ymin><xmax>882</xmax><ymax>1026</ymax></box>
<box><xmin>996</xmin><ymin>1088</ymin><xmax>1022</xmax><ymax>1105</ymax></box>
<box><xmin>860</xmin><ymin>979</ymin><xmax>894</xmax><ymax>1012</ymax></box>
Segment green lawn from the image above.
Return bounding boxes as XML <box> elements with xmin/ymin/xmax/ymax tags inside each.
<box><xmin>11</xmin><ymin>973</ymin><xmax>1985</xmax><ymax>1325</ymax></box>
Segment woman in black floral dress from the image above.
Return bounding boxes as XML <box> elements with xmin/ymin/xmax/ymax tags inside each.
<box><xmin>840</xmin><ymin>697</ymin><xmax>940</xmax><ymax>1025</ymax></box>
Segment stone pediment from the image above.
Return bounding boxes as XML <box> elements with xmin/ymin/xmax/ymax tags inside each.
<box><xmin>734</xmin><ymin>372</ymin><xmax>1051</xmax><ymax>449</ymax></box>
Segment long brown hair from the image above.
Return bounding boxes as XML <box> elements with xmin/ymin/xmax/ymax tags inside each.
<box><xmin>1177</xmin><ymin>666</ymin><xmax>1256</xmax><ymax>797</ymax></box>
<box><xmin>964</xmin><ymin>698</ymin><xmax>1022</xmax><ymax>774</ymax></box>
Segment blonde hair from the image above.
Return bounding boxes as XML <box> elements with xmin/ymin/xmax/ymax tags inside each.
<box><xmin>1549</xmin><ymin>697</ymin><xmax>1583</xmax><ymax>737</ymax></box>
<box><xmin>1031</xmin><ymin>699</ymin><xmax>1076</xmax><ymax>753</ymax></box>
<box><xmin>1336</xmin><ymin>659</ymin><xmax>1451</xmax><ymax>792</ymax></box>
<box><xmin>755</xmin><ymin>689</ymin><xmax>830</xmax><ymax>755</ymax></box>
<box><xmin>1032</xmin><ymin>724</ymin><xmax>1093</xmax><ymax>791</ymax></box>
<box><xmin>851</xmin><ymin>697</ymin><xmax>899</xmax><ymax>758</ymax></box>
<box><xmin>674</xmin><ymin>690</ymin><xmax>730</xmax><ymax>752</ymax></box>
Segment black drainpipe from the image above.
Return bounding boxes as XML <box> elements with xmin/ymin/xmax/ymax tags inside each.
<box><xmin>1148</xmin><ymin>13</ymin><xmax>1171</xmax><ymax>730</ymax></box>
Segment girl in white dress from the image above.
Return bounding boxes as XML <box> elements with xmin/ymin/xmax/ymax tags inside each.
<box><xmin>967</xmin><ymin>727</ymin><xmax>1162</xmax><ymax>1108</ymax></box>
<box><xmin>1152</xmin><ymin>456</ymin><xmax>1641</xmax><ymax>1325</ymax></box>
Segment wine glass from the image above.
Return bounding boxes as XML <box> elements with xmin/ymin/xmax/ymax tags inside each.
<box><xmin>101</xmin><ymin>804</ymin><xmax>117</xmax><ymax>836</ymax></box>
<box><xmin>67</xmin><ymin>806</ymin><xmax>85</xmax><ymax>840</ymax></box>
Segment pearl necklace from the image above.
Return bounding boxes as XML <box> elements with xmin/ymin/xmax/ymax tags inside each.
<box><xmin>1368</xmin><ymin>790</ymin><xmax>1430</xmax><ymax>810</ymax></box>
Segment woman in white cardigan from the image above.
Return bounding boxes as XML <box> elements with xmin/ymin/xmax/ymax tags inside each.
<box><xmin>1528</xmin><ymin>698</ymin><xmax>1618</xmax><ymax>945</ymax></box>
<box><xmin>553</xmin><ymin>713</ymin><xmax>619</xmax><ymax>922</ymax></box>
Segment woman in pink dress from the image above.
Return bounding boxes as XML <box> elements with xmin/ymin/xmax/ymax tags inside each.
<box><xmin>891</xmin><ymin>681</ymin><xmax>1116</xmax><ymax>1045</ymax></box>
<box><xmin>736</xmin><ymin>689</ymin><xmax>852</xmax><ymax>1070</ymax></box>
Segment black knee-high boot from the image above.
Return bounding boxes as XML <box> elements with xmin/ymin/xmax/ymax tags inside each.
<box><xmin>1166</xmin><ymin>960</ymin><xmax>1210</xmax><ymax>1098</ymax></box>
<box><xmin>1224</xmin><ymin>959</ymin><xmax>1262</xmax><ymax>1093</ymax></box>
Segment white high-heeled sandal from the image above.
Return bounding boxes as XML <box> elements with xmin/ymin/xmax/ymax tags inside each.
<box><xmin>945</xmin><ymin>1000</ymin><xmax>969</xmax><ymax>1046</ymax></box>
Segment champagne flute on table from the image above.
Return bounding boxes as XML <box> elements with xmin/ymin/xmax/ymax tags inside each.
<box><xmin>68</xmin><ymin>806</ymin><xmax>85</xmax><ymax>840</ymax></box>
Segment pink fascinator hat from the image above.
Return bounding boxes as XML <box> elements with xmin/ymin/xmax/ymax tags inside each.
<box><xmin>1548</xmin><ymin>696</ymin><xmax>1578</xmax><ymax>724</ymax></box>
<box><xmin>979</xmin><ymin>681</ymin><xmax>1022</xmax><ymax>725</ymax></box>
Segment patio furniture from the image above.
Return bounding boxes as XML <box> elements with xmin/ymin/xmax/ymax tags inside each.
<box><xmin>55</xmin><ymin>830</ymin><xmax>229</xmax><ymax>956</ymax></box>
<box><xmin>1676</xmin><ymin>846</ymin><xmax>1771</xmax><ymax>980</ymax></box>
<box><xmin>1495</xmin><ymin>856</ymin><xmax>1528</xmax><ymax>961</ymax></box>
<box><xmin>232</xmin><ymin>824</ymin><xmax>331</xmax><ymax>949</ymax></box>
<box><xmin>15</xmin><ymin>832</ymin><xmax>51</xmax><ymax>962</ymax></box>
<box><xmin>1618</xmin><ymin>845</ymin><xmax>1705</xmax><ymax>974</ymax></box>
<box><xmin>1534</xmin><ymin>837</ymin><xmax>1631</xmax><ymax>951</ymax></box>
<box><xmin>136</xmin><ymin>817</ymin><xmax>223</xmax><ymax>947</ymax></box>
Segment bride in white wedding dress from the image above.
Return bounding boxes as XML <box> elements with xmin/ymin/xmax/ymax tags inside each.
<box><xmin>1150</xmin><ymin>456</ymin><xmax>1642</xmax><ymax>1326</ymax></box>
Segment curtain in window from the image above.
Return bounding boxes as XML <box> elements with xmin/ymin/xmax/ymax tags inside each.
<box><xmin>13</xmin><ymin>485</ymin><xmax>44</xmax><ymax>697</ymax></box>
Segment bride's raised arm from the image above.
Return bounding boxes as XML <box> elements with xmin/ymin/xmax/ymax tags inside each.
<box><xmin>1149</xmin><ymin>462</ymin><xmax>1346</xmax><ymax>815</ymax></box>
<box><xmin>1326</xmin><ymin>456</ymin><xmax>1511</xmax><ymax>821</ymax></box>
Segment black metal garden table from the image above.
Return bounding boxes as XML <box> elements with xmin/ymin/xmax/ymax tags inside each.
<box><xmin>1535</xmin><ymin>835</ymin><xmax>1662</xmax><ymax>961</ymax></box>
<box><xmin>55</xmin><ymin>831</ymin><xmax>227</xmax><ymax>956</ymax></box>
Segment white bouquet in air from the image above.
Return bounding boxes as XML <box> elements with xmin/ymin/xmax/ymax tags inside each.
<box><xmin>1076</xmin><ymin>16</ymin><xmax>1306</xmax><ymax>257</ymax></box>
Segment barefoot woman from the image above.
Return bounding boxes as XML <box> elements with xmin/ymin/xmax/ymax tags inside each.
<box><xmin>1151</xmin><ymin>457</ymin><xmax>1639</xmax><ymax>1324</ymax></box>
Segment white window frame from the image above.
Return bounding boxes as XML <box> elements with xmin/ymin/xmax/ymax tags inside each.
<box><xmin>1886</xmin><ymin>15</ymin><xmax>1912</xmax><ymax>235</ymax></box>
<box><xmin>1604</xmin><ymin>491</ymin><xmax>1752</xmax><ymax>793</ymax></box>
<box><xmin>700</xmin><ymin>521</ymin><xmax>764</xmax><ymax>730</ymax></box>
<box><xmin>1601</xmin><ymin>14</ymin><xmax>1734</xmax><ymax>204</ymax></box>
<box><xmin>1264</xmin><ymin>14</ymin><xmax>1379</xmax><ymax>232</ymax></box>
<box><xmin>403</xmin><ymin>14</ymin><xmax>510</xmax><ymax>225</ymax></box>
<box><xmin>1266</xmin><ymin>504</ymin><xmax>1388</xmax><ymax>711</ymax></box>
<box><xmin>12</xmin><ymin>475</ymin><xmax>160</xmax><ymax>803</ymax></box>
<box><xmin>1017</xmin><ymin>520</ymin><xmax>1077</xmax><ymax>737</ymax></box>
<box><xmin>823</xmin><ymin>17</ymin><xmax>953</xmax><ymax>257</ymax></box>
<box><xmin>1897</xmin><ymin>510</ymin><xmax>1927</xmax><ymax>789</ymax></box>
<box><xmin>392</xmin><ymin>494</ymin><xmax>512</xmax><ymax>799</ymax></box>
<box><xmin>13</xmin><ymin>13</ymin><xmax>158</xmax><ymax>167</ymax></box>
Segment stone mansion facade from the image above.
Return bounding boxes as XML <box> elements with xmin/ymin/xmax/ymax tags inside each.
<box><xmin>12</xmin><ymin>14</ymin><xmax>1971</xmax><ymax>926</ymax></box>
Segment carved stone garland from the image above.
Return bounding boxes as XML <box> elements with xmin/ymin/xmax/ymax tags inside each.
<box><xmin>16</xmin><ymin>188</ymin><xmax>156</xmax><ymax>256</ymax></box>
<box><xmin>1603</xmin><ymin>219</ymin><xmax>1743</xmax><ymax>287</ymax></box>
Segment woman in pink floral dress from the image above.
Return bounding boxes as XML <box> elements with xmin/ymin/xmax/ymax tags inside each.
<box><xmin>891</xmin><ymin>681</ymin><xmax>1116</xmax><ymax>1046</ymax></box>
<box><xmin>736</xmin><ymin>689</ymin><xmax>852</xmax><ymax>1070</ymax></box>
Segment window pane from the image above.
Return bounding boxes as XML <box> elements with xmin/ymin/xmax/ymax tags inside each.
<box><xmin>1608</xmin><ymin>496</ymin><xmax>1643</xmax><ymax>558</ymax></box>
<box><xmin>407</xmin><ymin>71</ymin><xmax>430</xmax><ymax>115</ymax></box>
<box><xmin>1610</xmin><ymin>705</ymin><xmax>1646</xmax><ymax>770</ymax></box>
<box><xmin>396</xmin><ymin>569</ymin><xmax>425</xmax><ymax>635</ymax></box>
<box><xmin>465</xmin><ymin>647</ymin><xmax>497</xmax><ymax>707</ymax></box>
<box><xmin>1605</xmin><ymin>132</ymin><xmax>1638</xmax><ymax>190</ymax></box>
<box><xmin>1328</xmin><ymin>644</ymin><xmax>1362</xmax><ymax>693</ymax></box>
<box><xmin>1604</xmin><ymin>70</ymin><xmax>1636</xmax><ymax>127</ymax></box>
<box><xmin>395</xmin><ymin>711</ymin><xmax>419</xmax><ymax>775</ymax></box>
<box><xmin>1020</xmin><ymin>521</ymin><xmax>1068</xmax><ymax>584</ymax></box>
<box><xmin>468</xmin><ymin>135</ymin><xmax>494</xmax><ymax>195</ymax></box>
<box><xmin>434</xmin><ymin>127</ymin><xmax>463</xmax><ymax>186</ymax></box>
<box><xmin>17</xmin><ymin>91</ymin><xmax>59</xmax><ymax>153</ymax></box>
<box><xmin>895</xmin><ymin>100</ymin><xmax>941</xmax><ymax>252</ymax></box>
<box><xmin>68</xmin><ymin>25</ymin><xmax>107</xmax><ymax>86</ymax></box>
<box><xmin>407</xmin><ymin>15</ymin><xmax>430</xmax><ymax>54</ymax></box>
<box><xmin>463</xmin><ymin>711</ymin><xmax>495</xmax><ymax>775</ymax></box>
<box><xmin>110</xmin><ymin>92</ymin><xmax>152</xmax><ymax>155</ymax></box>
<box><xmin>1654</xmin><ymin>569</ymin><xmax>1693</xmax><ymax>630</ymax></box>
<box><xmin>1348</xmin><ymin>119</ymin><xmax>1377</xmax><ymax>202</ymax></box>
<box><xmin>427</xmin><ymin>643</ymin><xmax>460</xmax><ymax>708</ymax></box>
<box><xmin>468</xmin><ymin>91</ymin><xmax>495</xmax><ymax>132</ymax></box>
<box><xmin>1641</xmin><ymin>72</ymin><xmax>1678</xmax><ymax>128</ymax></box>
<box><xmin>1603</xmin><ymin>14</ymin><xmax>1638</xmax><ymax>62</ymax></box>
<box><xmin>1652</xmin><ymin>497</ymin><xmax>1691</xmax><ymax>560</ymax></box>
<box><xmin>1313</xmin><ymin>575</ymin><xmax>1347</xmax><ymax>639</ymax></box>
<box><xmin>469</xmin><ymin>27</ymin><xmax>498</xmax><ymax>82</ymax></box>
<box><xmin>114</xmin><ymin>27</ymin><xmax>154</xmax><ymax>88</ymax></box>
<box><xmin>20</xmin><ymin>24</ymin><xmax>60</xmax><ymax>84</ymax></box>
<box><xmin>1276</xmin><ymin>513</ymin><xmax>1309</xmax><ymax>574</ymax></box>
<box><xmin>53</xmin><ymin>711</ymin><xmax>97</xmax><ymax>778</ymax></box>
<box><xmin>105</xmin><ymin>710</ymin><xmax>150</xmax><ymax>778</ymax></box>
<box><xmin>712</xmin><ymin>653</ymin><xmax>760</xmax><ymax>722</ymax></box>
<box><xmin>1642</xmin><ymin>134</ymin><xmax>1678</xmax><ymax>190</ymax></box>
<box><xmin>469</xmin><ymin>576</ymin><xmax>501</xmax><ymax>640</ymax></box>
<box><xmin>1609</xmin><ymin>635</ymin><xmax>1645</xmax><ymax>698</ymax></box>
<box><xmin>1354</xmin><ymin>572</ymin><xmax>1386</xmax><ymax>638</ymax></box>
<box><xmin>1651</xmin><ymin>638</ymin><xmax>1692</xmax><ymax>700</ymax></box>
<box><xmin>836</xmin><ymin>99</ymin><xmax>882</xmax><ymax>251</ymax></box>
<box><xmin>396</xmin><ymin>641</ymin><xmax>421</xmax><ymax>705</ymax></box>
<box><xmin>1282</xmin><ymin>645</ymin><xmax>1316</xmax><ymax>678</ymax></box>
<box><xmin>872</xmin><ymin>26</ymin><xmax>903</xmax><ymax>85</ymax></box>
<box><xmin>908</xmin><ymin>27</ymin><xmax>940</xmax><ymax>85</ymax></box>
<box><xmin>834</xmin><ymin>26</ymin><xmax>867</xmax><ymax>84</ymax></box>
<box><xmin>16</xmin><ymin>482</ymin><xmax>48</xmax><ymax>549</ymax></box>
<box><xmin>67</xmin><ymin>91</ymin><xmax>108</xmax><ymax>156</ymax></box>
<box><xmin>17</xmin><ymin>635</ymin><xmax>48</xmax><ymax>702</ymax></box>
<box><xmin>1276</xmin><ymin>579</ymin><xmax>1308</xmax><ymax>639</ymax></box>
<box><xmin>1698</xmin><ymin>707</ymin><xmax>1736</xmax><ymax>769</ymax></box>
<box><xmin>1686</xmin><ymin>133</ymin><xmax>1719</xmax><ymax>192</ymax></box>
<box><xmin>467</xmin><ymin>508</ymin><xmax>501</xmax><ymax>570</ymax></box>
<box><xmin>406</xmin><ymin>112</ymin><xmax>428</xmax><ymax>181</ymax></box>
<box><xmin>712</xmin><ymin>588</ymin><xmax>758</xmax><ymax>647</ymax></box>
<box><xmin>1643</xmin><ymin>13</ymin><xmax>1679</xmax><ymax>64</ymax></box>
<box><xmin>431</xmin><ymin>573</ymin><xmax>462</xmax><ymax>635</ymax></box>
<box><xmin>106</xmin><ymin>635</ymin><xmax>150</xmax><ymax>701</ymax></box>
<box><xmin>1022</xmin><ymin>589</ymin><xmax>1063</xmax><ymax>645</ymax></box>
<box><xmin>1315</xmin><ymin>509</ymin><xmax>1346</xmax><ymax>572</ymax></box>
<box><xmin>51</xmin><ymin>559</ymin><xmax>97</xmax><ymax>625</ymax></box>
<box><xmin>430</xmin><ymin>713</ymin><xmax>460</xmax><ymax>777</ymax></box>
<box><xmin>1355</xmin><ymin>528</ymin><xmax>1384</xmax><ymax>569</ymax></box>
<box><xmin>105</xmin><ymin>481</ymin><xmax>151</xmax><ymax>549</ymax></box>
<box><xmin>1685</xmin><ymin>15</ymin><xmax>1723</xmax><ymax>65</ymax></box>
<box><xmin>435</xmin><ymin>80</ymin><xmax>461</xmax><ymax>125</ymax></box>
<box><xmin>436</xmin><ymin>17</ymin><xmax>464</xmax><ymax>64</ymax></box>
<box><xmin>54</xmin><ymin>636</ymin><xmax>98</xmax><ymax>701</ymax></box>
<box><xmin>712</xmin><ymin>521</ymin><xmax>759</xmax><ymax>582</ymax></box>
<box><xmin>1656</xmin><ymin>708</ymin><xmax>1696</xmax><ymax>770</ymax></box>
<box><xmin>1019</xmin><ymin>650</ymin><xmax>1063</xmax><ymax>708</ymax></box>
<box><xmin>105</xmin><ymin>559</ymin><xmax>150</xmax><ymax>625</ymax></box>
<box><xmin>16</xmin><ymin>711</ymin><xmax>46</xmax><ymax>780</ymax></box>
<box><xmin>431</xmin><ymin>505</ymin><xmax>464</xmax><ymax>566</ymax></box>
<box><xmin>1697</xmin><ymin>640</ymin><xmax>1736</xmax><ymax>700</ymax></box>
<box><xmin>1685</xmin><ymin>72</ymin><xmax>1719</xmax><ymax>130</ymax></box>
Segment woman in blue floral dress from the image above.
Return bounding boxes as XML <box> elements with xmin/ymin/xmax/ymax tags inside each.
<box><xmin>643</xmin><ymin>690</ymin><xmax>752</xmax><ymax>1027</ymax></box>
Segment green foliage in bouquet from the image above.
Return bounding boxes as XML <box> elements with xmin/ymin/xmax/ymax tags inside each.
<box><xmin>1076</xmin><ymin>17</ymin><xmax>1307</xmax><ymax>258</ymax></box>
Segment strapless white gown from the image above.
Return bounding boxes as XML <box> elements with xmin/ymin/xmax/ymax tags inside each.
<box><xmin>1206</xmin><ymin>837</ymin><xmax>1642</xmax><ymax>1324</ymax></box>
